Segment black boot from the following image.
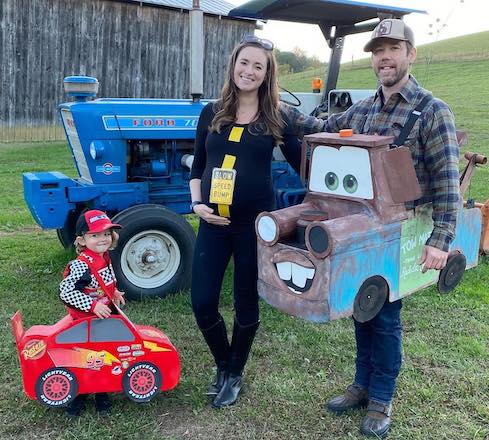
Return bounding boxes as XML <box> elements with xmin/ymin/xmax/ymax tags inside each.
<box><xmin>212</xmin><ymin>319</ymin><xmax>259</xmax><ymax>408</ymax></box>
<box><xmin>95</xmin><ymin>393</ymin><xmax>112</xmax><ymax>415</ymax></box>
<box><xmin>200</xmin><ymin>317</ymin><xmax>230</xmax><ymax>396</ymax></box>
<box><xmin>206</xmin><ymin>367</ymin><xmax>227</xmax><ymax>396</ymax></box>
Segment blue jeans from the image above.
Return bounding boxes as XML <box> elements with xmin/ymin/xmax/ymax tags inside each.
<box><xmin>353</xmin><ymin>298</ymin><xmax>403</xmax><ymax>404</ymax></box>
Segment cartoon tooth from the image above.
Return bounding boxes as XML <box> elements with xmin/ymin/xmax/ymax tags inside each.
<box><xmin>276</xmin><ymin>261</ymin><xmax>292</xmax><ymax>281</ymax></box>
<box><xmin>291</xmin><ymin>263</ymin><xmax>315</xmax><ymax>288</ymax></box>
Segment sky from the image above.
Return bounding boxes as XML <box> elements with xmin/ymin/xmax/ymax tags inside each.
<box><xmin>228</xmin><ymin>0</ymin><xmax>488</xmax><ymax>62</ymax></box>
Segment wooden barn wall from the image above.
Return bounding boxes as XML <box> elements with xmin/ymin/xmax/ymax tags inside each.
<box><xmin>0</xmin><ymin>0</ymin><xmax>255</xmax><ymax>136</ymax></box>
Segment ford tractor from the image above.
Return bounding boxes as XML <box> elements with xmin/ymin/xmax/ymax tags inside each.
<box><xmin>23</xmin><ymin>0</ymin><xmax>429</xmax><ymax>300</ymax></box>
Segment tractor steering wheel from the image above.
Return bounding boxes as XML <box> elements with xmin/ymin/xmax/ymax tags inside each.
<box><xmin>279</xmin><ymin>86</ymin><xmax>301</xmax><ymax>107</ymax></box>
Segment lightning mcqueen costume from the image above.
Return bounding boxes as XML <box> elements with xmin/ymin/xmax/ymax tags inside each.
<box><xmin>59</xmin><ymin>248</ymin><xmax>115</xmax><ymax>319</ymax></box>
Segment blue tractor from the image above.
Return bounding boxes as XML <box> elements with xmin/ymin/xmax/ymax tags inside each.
<box><xmin>23</xmin><ymin>76</ymin><xmax>304</xmax><ymax>300</ymax></box>
<box><xmin>23</xmin><ymin>0</ymin><xmax>423</xmax><ymax>300</ymax></box>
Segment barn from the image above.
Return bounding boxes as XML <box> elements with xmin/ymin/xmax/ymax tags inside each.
<box><xmin>0</xmin><ymin>0</ymin><xmax>256</xmax><ymax>141</ymax></box>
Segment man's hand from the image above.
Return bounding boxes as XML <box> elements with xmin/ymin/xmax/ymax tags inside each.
<box><xmin>93</xmin><ymin>301</ymin><xmax>112</xmax><ymax>318</ymax></box>
<box><xmin>419</xmin><ymin>245</ymin><xmax>448</xmax><ymax>273</ymax></box>
<box><xmin>193</xmin><ymin>204</ymin><xmax>230</xmax><ymax>226</ymax></box>
<box><xmin>113</xmin><ymin>289</ymin><xmax>126</xmax><ymax>307</ymax></box>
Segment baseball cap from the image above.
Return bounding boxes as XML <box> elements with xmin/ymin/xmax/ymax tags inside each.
<box><xmin>364</xmin><ymin>19</ymin><xmax>415</xmax><ymax>52</ymax></box>
<box><xmin>76</xmin><ymin>210</ymin><xmax>121</xmax><ymax>236</ymax></box>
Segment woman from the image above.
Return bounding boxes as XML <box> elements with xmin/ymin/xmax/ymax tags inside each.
<box><xmin>189</xmin><ymin>36</ymin><xmax>301</xmax><ymax>408</ymax></box>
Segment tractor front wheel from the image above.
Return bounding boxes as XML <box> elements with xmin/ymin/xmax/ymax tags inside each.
<box><xmin>111</xmin><ymin>205</ymin><xmax>195</xmax><ymax>299</ymax></box>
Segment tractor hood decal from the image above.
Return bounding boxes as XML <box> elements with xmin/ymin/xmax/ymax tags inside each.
<box><xmin>103</xmin><ymin>115</ymin><xmax>199</xmax><ymax>131</ymax></box>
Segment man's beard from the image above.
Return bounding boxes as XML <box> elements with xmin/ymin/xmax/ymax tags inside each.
<box><xmin>377</xmin><ymin>64</ymin><xmax>409</xmax><ymax>87</ymax></box>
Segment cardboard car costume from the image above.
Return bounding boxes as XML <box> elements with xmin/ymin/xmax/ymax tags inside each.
<box><xmin>256</xmin><ymin>132</ymin><xmax>488</xmax><ymax>323</ymax></box>
<box><xmin>12</xmin><ymin>306</ymin><xmax>180</xmax><ymax>407</ymax></box>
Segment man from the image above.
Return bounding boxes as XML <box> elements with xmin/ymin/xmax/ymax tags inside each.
<box><xmin>282</xmin><ymin>19</ymin><xmax>460</xmax><ymax>437</ymax></box>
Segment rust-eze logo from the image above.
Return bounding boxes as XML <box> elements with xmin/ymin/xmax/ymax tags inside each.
<box><xmin>22</xmin><ymin>340</ymin><xmax>47</xmax><ymax>360</ymax></box>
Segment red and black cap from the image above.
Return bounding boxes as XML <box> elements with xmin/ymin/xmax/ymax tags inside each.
<box><xmin>76</xmin><ymin>210</ymin><xmax>122</xmax><ymax>236</ymax></box>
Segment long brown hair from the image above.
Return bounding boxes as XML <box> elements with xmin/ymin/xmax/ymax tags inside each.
<box><xmin>210</xmin><ymin>41</ymin><xmax>284</xmax><ymax>145</ymax></box>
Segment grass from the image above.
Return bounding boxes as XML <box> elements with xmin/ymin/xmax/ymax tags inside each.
<box><xmin>1</xmin><ymin>32</ymin><xmax>489</xmax><ymax>440</ymax></box>
<box><xmin>0</xmin><ymin>124</ymin><xmax>65</xmax><ymax>143</ymax></box>
<box><xmin>280</xmin><ymin>30</ymin><xmax>489</xmax><ymax>90</ymax></box>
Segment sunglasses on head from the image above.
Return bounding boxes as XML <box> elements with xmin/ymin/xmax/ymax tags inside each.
<box><xmin>240</xmin><ymin>35</ymin><xmax>274</xmax><ymax>51</ymax></box>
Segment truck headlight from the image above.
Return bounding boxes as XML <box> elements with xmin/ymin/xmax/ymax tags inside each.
<box><xmin>89</xmin><ymin>141</ymin><xmax>105</xmax><ymax>160</ymax></box>
<box><xmin>256</xmin><ymin>213</ymin><xmax>278</xmax><ymax>245</ymax></box>
<box><xmin>306</xmin><ymin>222</ymin><xmax>332</xmax><ymax>258</ymax></box>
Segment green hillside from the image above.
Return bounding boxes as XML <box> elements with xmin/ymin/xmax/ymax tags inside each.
<box><xmin>279</xmin><ymin>31</ymin><xmax>489</xmax><ymax>200</ymax></box>
<box><xmin>279</xmin><ymin>30</ymin><xmax>489</xmax><ymax>91</ymax></box>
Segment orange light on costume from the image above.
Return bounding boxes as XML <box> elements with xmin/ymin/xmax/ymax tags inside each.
<box><xmin>312</xmin><ymin>78</ymin><xmax>322</xmax><ymax>93</ymax></box>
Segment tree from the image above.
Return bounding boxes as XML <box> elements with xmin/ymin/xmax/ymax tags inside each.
<box><xmin>275</xmin><ymin>47</ymin><xmax>325</xmax><ymax>74</ymax></box>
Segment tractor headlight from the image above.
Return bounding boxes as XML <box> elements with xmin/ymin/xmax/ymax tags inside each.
<box><xmin>256</xmin><ymin>213</ymin><xmax>278</xmax><ymax>245</ymax></box>
<box><xmin>89</xmin><ymin>141</ymin><xmax>105</xmax><ymax>160</ymax></box>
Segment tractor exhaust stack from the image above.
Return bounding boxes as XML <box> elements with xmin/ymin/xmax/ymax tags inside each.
<box><xmin>190</xmin><ymin>0</ymin><xmax>204</xmax><ymax>102</ymax></box>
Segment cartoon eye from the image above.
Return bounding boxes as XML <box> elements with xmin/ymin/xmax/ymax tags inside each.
<box><xmin>343</xmin><ymin>174</ymin><xmax>358</xmax><ymax>193</ymax></box>
<box><xmin>325</xmin><ymin>172</ymin><xmax>339</xmax><ymax>190</ymax></box>
<box><xmin>309</xmin><ymin>146</ymin><xmax>373</xmax><ymax>199</ymax></box>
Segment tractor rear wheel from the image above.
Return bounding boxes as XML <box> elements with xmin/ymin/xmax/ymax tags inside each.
<box><xmin>111</xmin><ymin>205</ymin><xmax>195</xmax><ymax>299</ymax></box>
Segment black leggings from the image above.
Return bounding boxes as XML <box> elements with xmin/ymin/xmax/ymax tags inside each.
<box><xmin>191</xmin><ymin>220</ymin><xmax>259</xmax><ymax>329</ymax></box>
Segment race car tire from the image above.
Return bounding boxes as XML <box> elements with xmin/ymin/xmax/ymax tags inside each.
<box><xmin>111</xmin><ymin>204</ymin><xmax>195</xmax><ymax>300</ymax></box>
<box><xmin>353</xmin><ymin>276</ymin><xmax>389</xmax><ymax>323</ymax></box>
<box><xmin>35</xmin><ymin>367</ymin><xmax>78</xmax><ymax>408</ymax></box>
<box><xmin>123</xmin><ymin>362</ymin><xmax>162</xmax><ymax>403</ymax></box>
<box><xmin>438</xmin><ymin>253</ymin><xmax>466</xmax><ymax>294</ymax></box>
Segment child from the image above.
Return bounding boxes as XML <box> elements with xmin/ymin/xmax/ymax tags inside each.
<box><xmin>59</xmin><ymin>209</ymin><xmax>125</xmax><ymax>417</ymax></box>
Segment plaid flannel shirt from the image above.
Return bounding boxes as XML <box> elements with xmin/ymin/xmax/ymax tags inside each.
<box><xmin>281</xmin><ymin>76</ymin><xmax>460</xmax><ymax>251</ymax></box>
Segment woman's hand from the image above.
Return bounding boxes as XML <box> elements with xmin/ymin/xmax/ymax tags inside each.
<box><xmin>193</xmin><ymin>204</ymin><xmax>230</xmax><ymax>226</ymax></box>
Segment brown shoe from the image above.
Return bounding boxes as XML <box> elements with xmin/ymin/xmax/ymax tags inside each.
<box><xmin>326</xmin><ymin>384</ymin><xmax>368</xmax><ymax>414</ymax></box>
<box><xmin>360</xmin><ymin>400</ymin><xmax>392</xmax><ymax>438</ymax></box>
